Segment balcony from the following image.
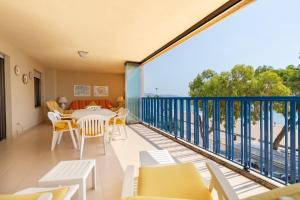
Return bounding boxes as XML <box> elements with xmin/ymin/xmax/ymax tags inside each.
<box><xmin>0</xmin><ymin>121</ymin><xmax>272</xmax><ymax>200</ymax></box>
<box><xmin>1</xmin><ymin>1</ymin><xmax>300</xmax><ymax>199</ymax></box>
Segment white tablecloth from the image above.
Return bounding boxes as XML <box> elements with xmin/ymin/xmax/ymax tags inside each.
<box><xmin>71</xmin><ymin>109</ymin><xmax>116</xmax><ymax>120</ymax></box>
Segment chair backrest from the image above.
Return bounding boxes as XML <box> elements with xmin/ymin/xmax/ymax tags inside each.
<box><xmin>117</xmin><ymin>108</ymin><xmax>129</xmax><ymax>118</ymax></box>
<box><xmin>46</xmin><ymin>101</ymin><xmax>64</xmax><ymax>113</ymax></box>
<box><xmin>47</xmin><ymin>112</ymin><xmax>61</xmax><ymax>129</ymax></box>
<box><xmin>77</xmin><ymin>115</ymin><xmax>105</xmax><ymax>137</ymax></box>
<box><xmin>48</xmin><ymin>112</ymin><xmax>58</xmax><ymax>122</ymax></box>
<box><xmin>86</xmin><ymin>105</ymin><xmax>101</xmax><ymax>110</ymax></box>
<box><xmin>116</xmin><ymin>107</ymin><xmax>124</xmax><ymax>113</ymax></box>
<box><xmin>206</xmin><ymin>161</ymin><xmax>239</xmax><ymax>200</ymax></box>
<box><xmin>54</xmin><ymin>110</ymin><xmax>63</xmax><ymax>116</ymax></box>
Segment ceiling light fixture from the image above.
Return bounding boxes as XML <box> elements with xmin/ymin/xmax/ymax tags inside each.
<box><xmin>78</xmin><ymin>50</ymin><xmax>89</xmax><ymax>58</ymax></box>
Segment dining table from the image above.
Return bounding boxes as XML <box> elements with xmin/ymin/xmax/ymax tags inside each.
<box><xmin>71</xmin><ymin>108</ymin><xmax>116</xmax><ymax>121</ymax></box>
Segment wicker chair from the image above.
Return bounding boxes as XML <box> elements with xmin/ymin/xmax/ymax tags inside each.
<box><xmin>46</xmin><ymin>100</ymin><xmax>73</xmax><ymax>115</ymax></box>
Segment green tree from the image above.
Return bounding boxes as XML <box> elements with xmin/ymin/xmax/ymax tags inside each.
<box><xmin>275</xmin><ymin>65</ymin><xmax>300</xmax><ymax>95</ymax></box>
<box><xmin>189</xmin><ymin>65</ymin><xmax>291</xmax><ymax>148</ymax></box>
<box><xmin>189</xmin><ymin>69</ymin><xmax>217</xmax><ymax>97</ymax></box>
<box><xmin>254</xmin><ymin>65</ymin><xmax>274</xmax><ymax>76</ymax></box>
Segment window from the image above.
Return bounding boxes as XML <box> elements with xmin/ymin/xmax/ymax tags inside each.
<box><xmin>34</xmin><ymin>70</ymin><xmax>41</xmax><ymax>107</ymax></box>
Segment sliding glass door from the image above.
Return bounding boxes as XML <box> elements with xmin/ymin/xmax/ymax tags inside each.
<box><xmin>125</xmin><ymin>62</ymin><xmax>143</xmax><ymax>123</ymax></box>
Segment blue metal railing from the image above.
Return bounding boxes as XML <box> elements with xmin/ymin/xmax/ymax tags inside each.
<box><xmin>141</xmin><ymin>96</ymin><xmax>300</xmax><ymax>185</ymax></box>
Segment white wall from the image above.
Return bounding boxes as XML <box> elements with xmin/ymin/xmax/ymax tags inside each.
<box><xmin>44</xmin><ymin>69</ymin><xmax>125</xmax><ymax>107</ymax></box>
<box><xmin>0</xmin><ymin>38</ymin><xmax>45</xmax><ymax>138</ymax></box>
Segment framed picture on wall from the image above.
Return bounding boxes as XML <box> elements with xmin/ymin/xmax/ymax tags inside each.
<box><xmin>74</xmin><ymin>85</ymin><xmax>91</xmax><ymax>96</ymax></box>
<box><xmin>93</xmin><ymin>86</ymin><xmax>109</xmax><ymax>97</ymax></box>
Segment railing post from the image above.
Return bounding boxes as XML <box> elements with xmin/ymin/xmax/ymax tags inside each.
<box><xmin>153</xmin><ymin>98</ymin><xmax>157</xmax><ymax>127</ymax></box>
<box><xmin>259</xmin><ymin>101</ymin><xmax>263</xmax><ymax>173</ymax></box>
<box><xmin>169</xmin><ymin>98</ymin><xmax>173</xmax><ymax>134</ymax></box>
<box><xmin>284</xmin><ymin>101</ymin><xmax>288</xmax><ymax>184</ymax></box>
<box><xmin>186</xmin><ymin>99</ymin><xmax>191</xmax><ymax>142</ymax></box>
<box><xmin>217</xmin><ymin>100</ymin><xmax>221</xmax><ymax>153</ymax></box>
<box><xmin>269</xmin><ymin>101</ymin><xmax>273</xmax><ymax>177</ymax></box>
<box><xmin>150</xmin><ymin>98</ymin><xmax>154</xmax><ymax>125</ymax></box>
<box><xmin>180</xmin><ymin>99</ymin><xmax>184</xmax><ymax>139</ymax></box>
<box><xmin>142</xmin><ymin>98</ymin><xmax>144</xmax><ymax>122</ymax></box>
<box><xmin>148</xmin><ymin>98</ymin><xmax>151</xmax><ymax>124</ymax></box>
<box><xmin>248</xmin><ymin>101</ymin><xmax>252</xmax><ymax>167</ymax></box>
<box><xmin>243</xmin><ymin>101</ymin><xmax>249</xmax><ymax>170</ymax></box>
<box><xmin>290</xmin><ymin>100</ymin><xmax>296</xmax><ymax>183</ymax></box>
<box><xmin>156</xmin><ymin>98</ymin><xmax>159</xmax><ymax>128</ymax></box>
<box><xmin>160</xmin><ymin>98</ymin><xmax>164</xmax><ymax>129</ymax></box>
<box><xmin>226</xmin><ymin>100</ymin><xmax>231</xmax><ymax>158</ymax></box>
<box><xmin>298</xmin><ymin>101</ymin><xmax>300</xmax><ymax>183</ymax></box>
<box><xmin>194</xmin><ymin>99</ymin><xmax>199</xmax><ymax>145</ymax></box>
<box><xmin>203</xmin><ymin>100</ymin><xmax>209</xmax><ymax>150</ymax></box>
<box><xmin>231</xmin><ymin>100</ymin><xmax>235</xmax><ymax>160</ymax></box>
<box><xmin>240</xmin><ymin>101</ymin><xmax>244</xmax><ymax>164</ymax></box>
<box><xmin>164</xmin><ymin>98</ymin><xmax>168</xmax><ymax>131</ymax></box>
<box><xmin>263</xmin><ymin>101</ymin><xmax>269</xmax><ymax>175</ymax></box>
<box><xmin>213</xmin><ymin>100</ymin><xmax>217</xmax><ymax>153</ymax></box>
<box><xmin>174</xmin><ymin>99</ymin><xmax>178</xmax><ymax>138</ymax></box>
<box><xmin>145</xmin><ymin>98</ymin><xmax>148</xmax><ymax>124</ymax></box>
<box><xmin>226</xmin><ymin>100</ymin><xmax>234</xmax><ymax>159</ymax></box>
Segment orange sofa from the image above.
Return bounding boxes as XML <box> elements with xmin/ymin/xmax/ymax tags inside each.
<box><xmin>69</xmin><ymin>99</ymin><xmax>113</xmax><ymax>110</ymax></box>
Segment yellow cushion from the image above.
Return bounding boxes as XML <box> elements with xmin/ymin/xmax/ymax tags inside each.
<box><xmin>48</xmin><ymin>188</ymin><xmax>68</xmax><ymax>200</ymax></box>
<box><xmin>0</xmin><ymin>187</ymin><xmax>68</xmax><ymax>200</ymax></box>
<box><xmin>138</xmin><ymin>163</ymin><xmax>211</xmax><ymax>200</ymax></box>
<box><xmin>244</xmin><ymin>183</ymin><xmax>300</xmax><ymax>200</ymax></box>
<box><xmin>109</xmin><ymin>118</ymin><xmax>125</xmax><ymax>125</ymax></box>
<box><xmin>80</xmin><ymin>128</ymin><xmax>105</xmax><ymax>136</ymax></box>
<box><xmin>122</xmin><ymin>196</ymin><xmax>193</xmax><ymax>200</ymax></box>
<box><xmin>0</xmin><ymin>193</ymin><xmax>40</xmax><ymax>200</ymax></box>
<box><xmin>54</xmin><ymin>121</ymin><xmax>77</xmax><ymax>131</ymax></box>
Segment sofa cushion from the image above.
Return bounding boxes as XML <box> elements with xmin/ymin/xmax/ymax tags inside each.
<box><xmin>105</xmin><ymin>100</ymin><xmax>113</xmax><ymax>108</ymax></box>
<box><xmin>87</xmin><ymin>101</ymin><xmax>98</xmax><ymax>107</ymax></box>
<box><xmin>70</xmin><ymin>99</ymin><xmax>113</xmax><ymax>110</ymax></box>
<box><xmin>138</xmin><ymin>163</ymin><xmax>211</xmax><ymax>200</ymax></box>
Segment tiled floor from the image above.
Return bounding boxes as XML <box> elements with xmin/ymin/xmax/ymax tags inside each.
<box><xmin>0</xmin><ymin>123</ymin><xmax>269</xmax><ymax>199</ymax></box>
<box><xmin>0</xmin><ymin>123</ymin><xmax>123</xmax><ymax>200</ymax></box>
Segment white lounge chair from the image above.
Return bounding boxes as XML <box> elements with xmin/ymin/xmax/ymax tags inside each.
<box><xmin>0</xmin><ymin>185</ymin><xmax>79</xmax><ymax>200</ymax></box>
<box><xmin>121</xmin><ymin>150</ymin><xmax>239</xmax><ymax>200</ymax></box>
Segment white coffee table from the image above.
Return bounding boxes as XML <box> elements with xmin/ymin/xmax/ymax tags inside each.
<box><xmin>38</xmin><ymin>160</ymin><xmax>96</xmax><ymax>200</ymax></box>
<box><xmin>139</xmin><ymin>150</ymin><xmax>176</xmax><ymax>166</ymax></box>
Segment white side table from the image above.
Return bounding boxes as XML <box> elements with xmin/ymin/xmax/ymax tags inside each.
<box><xmin>38</xmin><ymin>160</ymin><xmax>96</xmax><ymax>200</ymax></box>
<box><xmin>139</xmin><ymin>150</ymin><xmax>176</xmax><ymax>166</ymax></box>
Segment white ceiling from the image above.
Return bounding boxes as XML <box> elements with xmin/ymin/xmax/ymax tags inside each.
<box><xmin>0</xmin><ymin>0</ymin><xmax>230</xmax><ymax>73</ymax></box>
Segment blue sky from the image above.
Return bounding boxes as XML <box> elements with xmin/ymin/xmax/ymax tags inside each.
<box><xmin>144</xmin><ymin>0</ymin><xmax>300</xmax><ymax>96</ymax></box>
